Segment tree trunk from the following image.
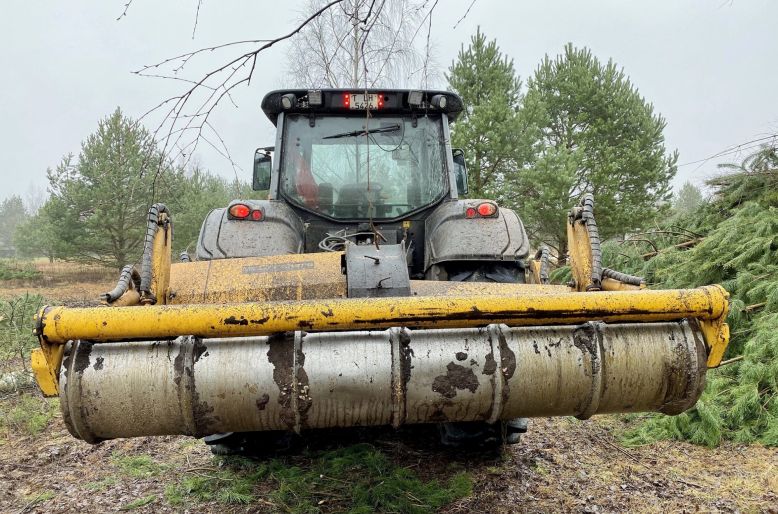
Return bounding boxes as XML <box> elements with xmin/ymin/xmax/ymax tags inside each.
<box><xmin>351</xmin><ymin>0</ymin><xmax>360</xmax><ymax>88</ymax></box>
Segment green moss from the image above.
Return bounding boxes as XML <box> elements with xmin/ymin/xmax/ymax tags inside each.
<box><xmin>85</xmin><ymin>476</ymin><xmax>118</xmax><ymax>491</ymax></box>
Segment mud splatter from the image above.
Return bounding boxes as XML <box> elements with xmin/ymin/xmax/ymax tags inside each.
<box><xmin>432</xmin><ymin>362</ymin><xmax>479</xmax><ymax>399</ymax></box>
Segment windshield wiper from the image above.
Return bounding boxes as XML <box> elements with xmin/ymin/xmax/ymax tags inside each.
<box><xmin>322</xmin><ymin>124</ymin><xmax>401</xmax><ymax>140</ymax></box>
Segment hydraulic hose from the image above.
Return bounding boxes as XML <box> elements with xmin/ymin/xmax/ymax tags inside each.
<box><xmin>100</xmin><ymin>265</ymin><xmax>141</xmax><ymax>303</ymax></box>
<box><xmin>580</xmin><ymin>194</ymin><xmax>603</xmax><ymax>290</ymax></box>
<box><xmin>602</xmin><ymin>268</ymin><xmax>645</xmax><ymax>287</ymax></box>
<box><xmin>139</xmin><ymin>203</ymin><xmax>170</xmax><ymax>298</ymax></box>
<box><xmin>534</xmin><ymin>246</ymin><xmax>550</xmax><ymax>284</ymax></box>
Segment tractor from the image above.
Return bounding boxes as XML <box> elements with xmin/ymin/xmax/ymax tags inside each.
<box><xmin>31</xmin><ymin>89</ymin><xmax>730</xmax><ymax>454</ymax></box>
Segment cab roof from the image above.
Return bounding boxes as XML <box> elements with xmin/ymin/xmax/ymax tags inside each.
<box><xmin>260</xmin><ymin>89</ymin><xmax>463</xmax><ymax>125</ymax></box>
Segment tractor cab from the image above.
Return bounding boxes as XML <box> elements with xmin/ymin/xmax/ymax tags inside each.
<box><xmin>195</xmin><ymin>89</ymin><xmax>528</xmax><ymax>274</ymax></box>
<box><xmin>255</xmin><ymin>89</ymin><xmax>468</xmax><ymax>221</ymax></box>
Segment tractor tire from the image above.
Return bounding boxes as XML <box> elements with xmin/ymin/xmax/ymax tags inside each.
<box><xmin>203</xmin><ymin>431</ymin><xmax>297</xmax><ymax>457</ymax></box>
<box><xmin>438</xmin><ymin>262</ymin><xmax>530</xmax><ymax>449</ymax></box>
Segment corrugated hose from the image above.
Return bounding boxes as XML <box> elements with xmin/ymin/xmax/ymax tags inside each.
<box><xmin>139</xmin><ymin>203</ymin><xmax>170</xmax><ymax>302</ymax></box>
<box><xmin>100</xmin><ymin>265</ymin><xmax>141</xmax><ymax>303</ymax></box>
<box><xmin>602</xmin><ymin>268</ymin><xmax>646</xmax><ymax>287</ymax></box>
<box><xmin>534</xmin><ymin>246</ymin><xmax>550</xmax><ymax>284</ymax></box>
<box><xmin>580</xmin><ymin>194</ymin><xmax>603</xmax><ymax>290</ymax></box>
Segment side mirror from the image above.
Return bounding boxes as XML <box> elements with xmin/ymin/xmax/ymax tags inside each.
<box><xmin>452</xmin><ymin>148</ymin><xmax>468</xmax><ymax>196</ymax></box>
<box><xmin>253</xmin><ymin>149</ymin><xmax>272</xmax><ymax>191</ymax></box>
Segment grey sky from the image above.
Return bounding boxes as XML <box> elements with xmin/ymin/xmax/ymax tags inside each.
<box><xmin>1</xmin><ymin>1</ymin><xmax>776</xmax><ymax>202</ymax></box>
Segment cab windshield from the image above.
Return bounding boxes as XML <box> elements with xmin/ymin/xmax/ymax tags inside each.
<box><xmin>280</xmin><ymin>115</ymin><xmax>447</xmax><ymax>219</ymax></box>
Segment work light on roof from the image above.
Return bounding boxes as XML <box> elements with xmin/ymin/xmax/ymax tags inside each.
<box><xmin>280</xmin><ymin>93</ymin><xmax>297</xmax><ymax>110</ymax></box>
<box><xmin>408</xmin><ymin>90</ymin><xmax>423</xmax><ymax>107</ymax></box>
<box><xmin>430</xmin><ymin>94</ymin><xmax>447</xmax><ymax>109</ymax></box>
<box><xmin>308</xmin><ymin>90</ymin><xmax>322</xmax><ymax>106</ymax></box>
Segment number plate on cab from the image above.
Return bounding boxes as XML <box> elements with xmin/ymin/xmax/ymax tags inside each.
<box><xmin>349</xmin><ymin>93</ymin><xmax>381</xmax><ymax>110</ymax></box>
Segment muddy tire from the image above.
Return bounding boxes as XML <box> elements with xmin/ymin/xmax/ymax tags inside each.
<box><xmin>438</xmin><ymin>262</ymin><xmax>530</xmax><ymax>449</ymax></box>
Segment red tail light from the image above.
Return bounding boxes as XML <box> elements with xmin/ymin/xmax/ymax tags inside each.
<box><xmin>228</xmin><ymin>203</ymin><xmax>251</xmax><ymax>219</ymax></box>
<box><xmin>477</xmin><ymin>202</ymin><xmax>497</xmax><ymax>217</ymax></box>
<box><xmin>251</xmin><ymin>209</ymin><xmax>263</xmax><ymax>221</ymax></box>
<box><xmin>464</xmin><ymin>202</ymin><xmax>498</xmax><ymax>219</ymax></box>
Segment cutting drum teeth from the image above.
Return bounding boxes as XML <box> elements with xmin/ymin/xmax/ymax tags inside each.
<box><xmin>59</xmin><ymin>321</ymin><xmax>706</xmax><ymax>443</ymax></box>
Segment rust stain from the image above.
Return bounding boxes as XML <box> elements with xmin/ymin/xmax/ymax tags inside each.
<box><xmin>429</xmin><ymin>408</ymin><xmax>448</xmax><ymax>422</ymax></box>
<box><xmin>223</xmin><ymin>316</ymin><xmax>248</xmax><ymax>326</ymax></box>
<box><xmin>498</xmin><ymin>331</ymin><xmax>516</xmax><ymax>379</ymax></box>
<box><xmin>193</xmin><ymin>340</ymin><xmax>207</xmax><ymax>363</ymax></box>
<box><xmin>482</xmin><ymin>351</ymin><xmax>497</xmax><ymax>376</ymax></box>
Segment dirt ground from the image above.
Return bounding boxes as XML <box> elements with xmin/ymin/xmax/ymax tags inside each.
<box><xmin>2</xmin><ymin>261</ymin><xmax>777</xmax><ymax>513</ymax></box>
<box><xmin>1</xmin><ymin>406</ymin><xmax>775</xmax><ymax>514</ymax></box>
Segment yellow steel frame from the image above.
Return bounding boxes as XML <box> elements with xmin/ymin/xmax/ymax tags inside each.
<box><xmin>30</xmin><ymin>204</ymin><xmax>733</xmax><ymax>397</ymax></box>
<box><xmin>36</xmin><ymin>284</ymin><xmax>728</xmax><ymax>340</ymax></box>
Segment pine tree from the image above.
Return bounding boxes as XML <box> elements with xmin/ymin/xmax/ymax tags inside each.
<box><xmin>588</xmin><ymin>145</ymin><xmax>778</xmax><ymax>447</ymax></box>
<box><xmin>446</xmin><ymin>28</ymin><xmax>535</xmax><ymax>199</ymax></box>
<box><xmin>673</xmin><ymin>181</ymin><xmax>704</xmax><ymax>217</ymax></box>
<box><xmin>44</xmin><ymin>109</ymin><xmax>170</xmax><ymax>269</ymax></box>
<box><xmin>0</xmin><ymin>195</ymin><xmax>28</xmax><ymax>257</ymax></box>
<box><xmin>516</xmin><ymin>44</ymin><xmax>677</xmax><ymax>256</ymax></box>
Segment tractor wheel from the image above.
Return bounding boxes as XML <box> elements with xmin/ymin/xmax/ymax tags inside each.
<box><xmin>438</xmin><ymin>262</ymin><xmax>530</xmax><ymax>449</ymax></box>
<box><xmin>203</xmin><ymin>431</ymin><xmax>297</xmax><ymax>457</ymax></box>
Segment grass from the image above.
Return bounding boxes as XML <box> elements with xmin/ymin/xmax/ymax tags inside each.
<box><xmin>0</xmin><ymin>259</ymin><xmax>42</xmax><ymax>281</ymax></box>
<box><xmin>0</xmin><ymin>395</ymin><xmax>59</xmax><ymax>436</ymax></box>
<box><xmin>164</xmin><ymin>444</ymin><xmax>472</xmax><ymax>513</ymax></box>
<box><xmin>22</xmin><ymin>490</ymin><xmax>55</xmax><ymax>510</ymax></box>
<box><xmin>85</xmin><ymin>476</ymin><xmax>118</xmax><ymax>491</ymax></box>
<box><xmin>120</xmin><ymin>494</ymin><xmax>157</xmax><ymax>511</ymax></box>
<box><xmin>113</xmin><ymin>453</ymin><xmax>166</xmax><ymax>478</ymax></box>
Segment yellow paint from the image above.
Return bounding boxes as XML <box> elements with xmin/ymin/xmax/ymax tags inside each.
<box><xmin>701</xmin><ymin>305</ymin><xmax>731</xmax><ymax>368</ymax></box>
<box><xmin>168</xmin><ymin>252</ymin><xmax>347</xmax><ymax>304</ymax></box>
<box><xmin>30</xmin><ymin>345</ymin><xmax>64</xmax><ymax>397</ymax></box>
<box><xmin>601</xmin><ymin>278</ymin><xmax>644</xmax><ymax>291</ymax></box>
<box><xmin>528</xmin><ymin>260</ymin><xmax>542</xmax><ymax>284</ymax></box>
<box><xmin>567</xmin><ymin>218</ymin><xmax>594</xmax><ymax>291</ymax></box>
<box><xmin>37</xmin><ymin>286</ymin><xmax>729</xmax><ymax>353</ymax></box>
<box><xmin>110</xmin><ymin>289</ymin><xmax>141</xmax><ymax>307</ymax></box>
<box><xmin>146</xmin><ymin>212</ymin><xmax>171</xmax><ymax>305</ymax></box>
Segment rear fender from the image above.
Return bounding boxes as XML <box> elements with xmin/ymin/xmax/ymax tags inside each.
<box><xmin>196</xmin><ymin>200</ymin><xmax>304</xmax><ymax>260</ymax></box>
<box><xmin>424</xmin><ymin>200</ymin><xmax>530</xmax><ymax>271</ymax></box>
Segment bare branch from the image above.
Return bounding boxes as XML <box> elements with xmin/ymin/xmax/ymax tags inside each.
<box><xmin>192</xmin><ymin>0</ymin><xmax>203</xmax><ymax>39</ymax></box>
<box><xmin>133</xmin><ymin>0</ymin><xmax>346</xmax><ymax>192</ymax></box>
<box><xmin>453</xmin><ymin>0</ymin><xmax>477</xmax><ymax>29</ymax></box>
<box><xmin>117</xmin><ymin>0</ymin><xmax>133</xmax><ymax>21</ymax></box>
